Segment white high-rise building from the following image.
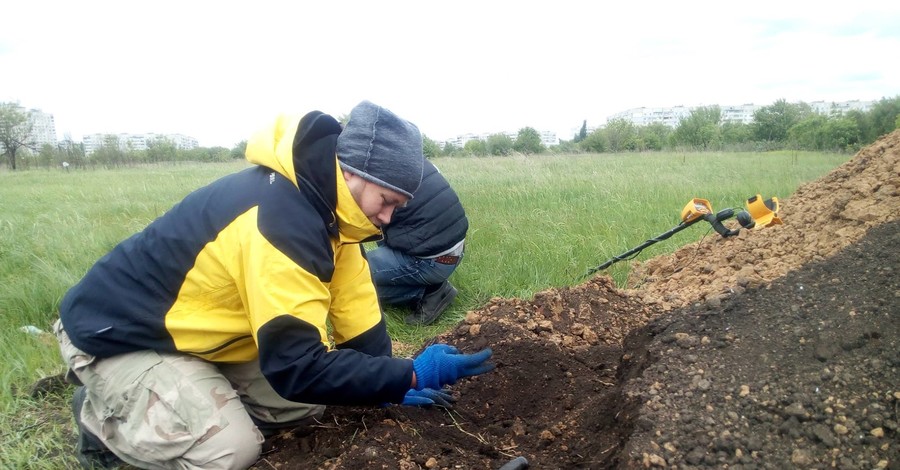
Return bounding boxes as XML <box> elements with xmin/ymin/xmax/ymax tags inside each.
<box><xmin>608</xmin><ymin>105</ymin><xmax>694</xmax><ymax>127</ymax></box>
<box><xmin>0</xmin><ymin>106</ymin><xmax>57</xmax><ymax>154</ymax></box>
<box><xmin>28</xmin><ymin>108</ymin><xmax>58</xmax><ymax>149</ymax></box>
<box><xmin>808</xmin><ymin>100</ymin><xmax>874</xmax><ymax>116</ymax></box>
<box><xmin>441</xmin><ymin>129</ymin><xmax>558</xmax><ymax>150</ymax></box>
<box><xmin>608</xmin><ymin>100</ymin><xmax>875</xmax><ymax>128</ymax></box>
<box><xmin>82</xmin><ymin>133</ymin><xmax>199</xmax><ymax>155</ymax></box>
<box><xmin>608</xmin><ymin>104</ymin><xmax>757</xmax><ymax>127</ymax></box>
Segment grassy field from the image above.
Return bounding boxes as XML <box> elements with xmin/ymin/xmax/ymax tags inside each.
<box><xmin>0</xmin><ymin>151</ymin><xmax>849</xmax><ymax>467</ymax></box>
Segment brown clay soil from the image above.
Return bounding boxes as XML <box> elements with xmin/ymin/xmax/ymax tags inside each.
<box><xmin>251</xmin><ymin>131</ymin><xmax>896</xmax><ymax>469</ymax></box>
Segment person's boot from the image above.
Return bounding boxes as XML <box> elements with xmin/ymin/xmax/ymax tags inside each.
<box><xmin>406</xmin><ymin>281</ymin><xmax>458</xmax><ymax>325</ymax></box>
<box><xmin>72</xmin><ymin>386</ymin><xmax>121</xmax><ymax>469</ymax></box>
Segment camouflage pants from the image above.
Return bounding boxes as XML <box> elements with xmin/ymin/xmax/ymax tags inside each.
<box><xmin>54</xmin><ymin>320</ymin><xmax>325</xmax><ymax>470</ymax></box>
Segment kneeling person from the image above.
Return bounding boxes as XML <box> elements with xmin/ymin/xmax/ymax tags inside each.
<box><xmin>367</xmin><ymin>159</ymin><xmax>468</xmax><ymax>325</ymax></box>
<box><xmin>55</xmin><ymin>101</ymin><xmax>492</xmax><ymax>470</ymax></box>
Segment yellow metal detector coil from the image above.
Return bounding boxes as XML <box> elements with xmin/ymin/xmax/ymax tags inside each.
<box><xmin>680</xmin><ymin>198</ymin><xmax>713</xmax><ymax>223</ymax></box>
<box><xmin>746</xmin><ymin>194</ymin><xmax>782</xmax><ymax>228</ymax></box>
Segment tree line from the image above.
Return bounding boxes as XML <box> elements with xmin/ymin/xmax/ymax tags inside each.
<box><xmin>33</xmin><ymin>136</ymin><xmax>244</xmax><ymax>171</ymax></box>
<box><xmin>0</xmin><ymin>102</ymin><xmax>247</xmax><ymax>170</ymax></box>
<box><xmin>424</xmin><ymin>96</ymin><xmax>900</xmax><ymax>158</ymax></box>
<box><xmin>3</xmin><ymin>97</ymin><xmax>899</xmax><ymax>170</ymax></box>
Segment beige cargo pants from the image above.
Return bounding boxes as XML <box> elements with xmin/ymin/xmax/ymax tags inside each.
<box><xmin>54</xmin><ymin>320</ymin><xmax>325</xmax><ymax>470</ymax></box>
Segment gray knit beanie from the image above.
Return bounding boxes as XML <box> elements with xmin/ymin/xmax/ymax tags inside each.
<box><xmin>336</xmin><ymin>101</ymin><xmax>424</xmax><ymax>199</ymax></box>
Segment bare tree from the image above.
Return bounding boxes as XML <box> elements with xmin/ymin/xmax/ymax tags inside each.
<box><xmin>0</xmin><ymin>102</ymin><xmax>35</xmax><ymax>171</ymax></box>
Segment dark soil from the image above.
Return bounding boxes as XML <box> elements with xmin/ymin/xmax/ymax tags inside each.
<box><xmin>250</xmin><ymin>131</ymin><xmax>897</xmax><ymax>469</ymax></box>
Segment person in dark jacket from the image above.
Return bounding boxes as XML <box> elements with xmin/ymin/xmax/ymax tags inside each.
<box><xmin>367</xmin><ymin>159</ymin><xmax>468</xmax><ymax>325</ymax></box>
<box><xmin>54</xmin><ymin>101</ymin><xmax>493</xmax><ymax>470</ymax></box>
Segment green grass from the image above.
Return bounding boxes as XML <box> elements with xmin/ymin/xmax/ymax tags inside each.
<box><xmin>0</xmin><ymin>151</ymin><xmax>849</xmax><ymax>466</ymax></box>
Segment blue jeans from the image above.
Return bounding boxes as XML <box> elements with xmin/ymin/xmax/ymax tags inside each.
<box><xmin>367</xmin><ymin>245</ymin><xmax>463</xmax><ymax>306</ymax></box>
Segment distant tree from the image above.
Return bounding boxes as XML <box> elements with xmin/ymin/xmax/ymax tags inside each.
<box><xmin>637</xmin><ymin>122</ymin><xmax>673</xmax><ymax>151</ymax></box>
<box><xmin>752</xmin><ymin>99</ymin><xmax>811</xmax><ymax>142</ymax></box>
<box><xmin>574</xmin><ymin>120</ymin><xmax>587</xmax><ymax>143</ymax></box>
<box><xmin>672</xmin><ymin>106</ymin><xmax>721</xmax><ymax>149</ymax></box>
<box><xmin>604</xmin><ymin>118</ymin><xmax>638</xmax><ymax>152</ymax></box>
<box><xmin>91</xmin><ymin>135</ymin><xmax>127</xmax><ymax>168</ymax></box>
<box><xmin>442</xmin><ymin>141</ymin><xmax>459</xmax><ymax>156</ymax></box>
<box><xmin>179</xmin><ymin>146</ymin><xmax>230</xmax><ymax>162</ymax></box>
<box><xmin>719</xmin><ymin>121</ymin><xmax>752</xmax><ymax>146</ymax></box>
<box><xmin>37</xmin><ymin>144</ymin><xmax>56</xmax><ymax>169</ymax></box>
<box><xmin>485</xmin><ymin>133</ymin><xmax>514</xmax><ymax>156</ymax></box>
<box><xmin>822</xmin><ymin>116</ymin><xmax>861</xmax><ymax>152</ymax></box>
<box><xmin>788</xmin><ymin>114</ymin><xmax>829</xmax><ymax>150</ymax></box>
<box><xmin>64</xmin><ymin>142</ymin><xmax>87</xmax><ymax>169</ymax></box>
<box><xmin>0</xmin><ymin>102</ymin><xmax>34</xmax><ymax>170</ymax></box>
<box><xmin>843</xmin><ymin>110</ymin><xmax>870</xmax><ymax>143</ymax></box>
<box><xmin>145</xmin><ymin>138</ymin><xmax>178</xmax><ymax>163</ymax></box>
<box><xmin>514</xmin><ymin>127</ymin><xmax>545</xmax><ymax>155</ymax></box>
<box><xmin>863</xmin><ymin>95</ymin><xmax>900</xmax><ymax>141</ymax></box>
<box><xmin>551</xmin><ymin>139</ymin><xmax>581</xmax><ymax>154</ymax></box>
<box><xmin>423</xmin><ymin>135</ymin><xmax>441</xmax><ymax>159</ymax></box>
<box><xmin>207</xmin><ymin>146</ymin><xmax>232</xmax><ymax>162</ymax></box>
<box><xmin>580</xmin><ymin>128</ymin><xmax>608</xmax><ymax>153</ymax></box>
<box><xmin>463</xmin><ymin>139</ymin><xmax>486</xmax><ymax>157</ymax></box>
<box><xmin>230</xmin><ymin>140</ymin><xmax>247</xmax><ymax>160</ymax></box>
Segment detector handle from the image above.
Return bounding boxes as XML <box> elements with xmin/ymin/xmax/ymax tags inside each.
<box><xmin>703</xmin><ymin>208</ymin><xmax>740</xmax><ymax>237</ymax></box>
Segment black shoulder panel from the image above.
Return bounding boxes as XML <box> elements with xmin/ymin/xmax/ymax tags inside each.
<box><xmin>256</xmin><ymin>171</ymin><xmax>335</xmax><ymax>282</ymax></box>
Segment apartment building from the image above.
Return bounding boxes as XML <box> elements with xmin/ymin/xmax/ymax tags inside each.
<box><xmin>607</xmin><ymin>105</ymin><xmax>695</xmax><ymax>127</ymax></box>
<box><xmin>82</xmin><ymin>132</ymin><xmax>199</xmax><ymax>155</ymax></box>
<box><xmin>0</xmin><ymin>106</ymin><xmax>58</xmax><ymax>156</ymax></box>
<box><xmin>608</xmin><ymin>104</ymin><xmax>759</xmax><ymax>127</ymax></box>
<box><xmin>0</xmin><ymin>106</ymin><xmax>57</xmax><ymax>148</ymax></box>
<box><xmin>808</xmin><ymin>100</ymin><xmax>874</xmax><ymax>116</ymax></box>
<box><xmin>441</xmin><ymin>129</ymin><xmax>559</xmax><ymax>150</ymax></box>
<box><xmin>28</xmin><ymin>108</ymin><xmax>58</xmax><ymax>149</ymax></box>
<box><xmin>608</xmin><ymin>100</ymin><xmax>875</xmax><ymax>128</ymax></box>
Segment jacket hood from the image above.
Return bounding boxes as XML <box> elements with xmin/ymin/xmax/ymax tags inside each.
<box><xmin>245</xmin><ymin>114</ymin><xmax>302</xmax><ymax>186</ymax></box>
<box><xmin>245</xmin><ymin>112</ymin><xmax>381</xmax><ymax>244</ymax></box>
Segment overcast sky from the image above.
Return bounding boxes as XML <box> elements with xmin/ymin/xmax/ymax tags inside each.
<box><xmin>2</xmin><ymin>1</ymin><xmax>899</xmax><ymax>147</ymax></box>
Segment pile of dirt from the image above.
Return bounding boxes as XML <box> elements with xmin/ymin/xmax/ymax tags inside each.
<box><xmin>253</xmin><ymin>130</ymin><xmax>899</xmax><ymax>469</ymax></box>
<box><xmin>626</xmin><ymin>131</ymin><xmax>900</xmax><ymax>312</ymax></box>
<box><xmin>616</xmin><ymin>218</ymin><xmax>898</xmax><ymax>469</ymax></box>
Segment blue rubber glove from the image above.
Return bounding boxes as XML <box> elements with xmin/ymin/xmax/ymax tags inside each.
<box><xmin>402</xmin><ymin>388</ymin><xmax>456</xmax><ymax>407</ymax></box>
<box><xmin>412</xmin><ymin>344</ymin><xmax>494</xmax><ymax>390</ymax></box>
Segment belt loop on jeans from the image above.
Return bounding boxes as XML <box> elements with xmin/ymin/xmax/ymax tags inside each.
<box><xmin>434</xmin><ymin>255</ymin><xmax>460</xmax><ymax>265</ymax></box>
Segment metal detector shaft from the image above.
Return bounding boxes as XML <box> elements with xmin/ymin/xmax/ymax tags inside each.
<box><xmin>586</xmin><ymin>218</ymin><xmax>701</xmax><ymax>276</ymax></box>
<box><xmin>586</xmin><ymin>207</ymin><xmax>739</xmax><ymax>277</ymax></box>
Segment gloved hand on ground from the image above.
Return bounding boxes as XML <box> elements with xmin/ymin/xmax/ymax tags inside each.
<box><xmin>412</xmin><ymin>344</ymin><xmax>494</xmax><ymax>390</ymax></box>
<box><xmin>401</xmin><ymin>387</ymin><xmax>456</xmax><ymax>407</ymax></box>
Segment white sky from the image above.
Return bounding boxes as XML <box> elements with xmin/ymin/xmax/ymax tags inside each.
<box><xmin>2</xmin><ymin>1</ymin><xmax>899</xmax><ymax>147</ymax></box>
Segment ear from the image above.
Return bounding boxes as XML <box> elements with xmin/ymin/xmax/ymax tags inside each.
<box><xmin>342</xmin><ymin>170</ymin><xmax>355</xmax><ymax>182</ymax></box>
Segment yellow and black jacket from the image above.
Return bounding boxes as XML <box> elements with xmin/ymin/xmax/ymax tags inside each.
<box><xmin>59</xmin><ymin>111</ymin><xmax>413</xmax><ymax>405</ymax></box>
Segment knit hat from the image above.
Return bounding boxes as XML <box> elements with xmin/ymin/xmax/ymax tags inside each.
<box><xmin>336</xmin><ymin>101</ymin><xmax>424</xmax><ymax>199</ymax></box>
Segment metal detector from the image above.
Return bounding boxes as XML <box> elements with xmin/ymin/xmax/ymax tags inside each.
<box><xmin>585</xmin><ymin>194</ymin><xmax>781</xmax><ymax>276</ymax></box>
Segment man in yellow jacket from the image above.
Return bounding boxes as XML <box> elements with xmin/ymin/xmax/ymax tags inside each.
<box><xmin>55</xmin><ymin>101</ymin><xmax>494</xmax><ymax>469</ymax></box>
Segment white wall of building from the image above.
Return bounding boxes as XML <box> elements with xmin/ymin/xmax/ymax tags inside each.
<box><xmin>607</xmin><ymin>100</ymin><xmax>875</xmax><ymax>128</ymax></box>
<box><xmin>440</xmin><ymin>129</ymin><xmax>559</xmax><ymax>150</ymax></box>
<box><xmin>28</xmin><ymin>108</ymin><xmax>58</xmax><ymax>149</ymax></box>
<box><xmin>82</xmin><ymin>132</ymin><xmax>199</xmax><ymax>154</ymax></box>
